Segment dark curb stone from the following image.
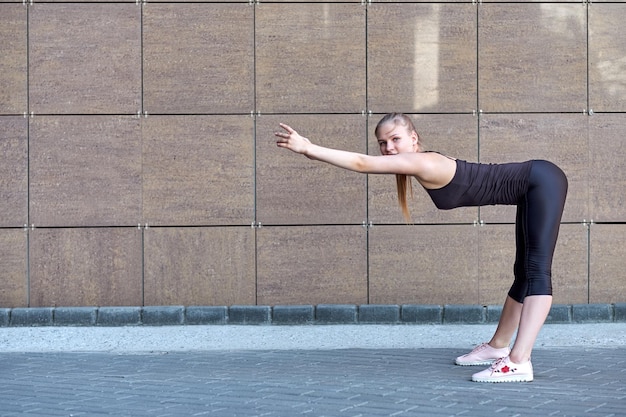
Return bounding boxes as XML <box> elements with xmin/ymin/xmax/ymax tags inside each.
<box><xmin>443</xmin><ymin>305</ymin><xmax>485</xmax><ymax>324</ymax></box>
<box><xmin>0</xmin><ymin>309</ymin><xmax>10</xmax><ymax>326</ymax></box>
<box><xmin>572</xmin><ymin>303</ymin><xmax>613</xmax><ymax>323</ymax></box>
<box><xmin>97</xmin><ymin>307</ymin><xmax>141</xmax><ymax>326</ymax></box>
<box><xmin>272</xmin><ymin>305</ymin><xmax>314</xmax><ymax>325</ymax></box>
<box><xmin>546</xmin><ymin>304</ymin><xmax>571</xmax><ymax>323</ymax></box>
<box><xmin>359</xmin><ymin>305</ymin><xmax>399</xmax><ymax>323</ymax></box>
<box><xmin>486</xmin><ymin>305</ymin><xmax>503</xmax><ymax>323</ymax></box>
<box><xmin>401</xmin><ymin>304</ymin><xmax>442</xmax><ymax>324</ymax></box>
<box><xmin>316</xmin><ymin>304</ymin><xmax>357</xmax><ymax>324</ymax></box>
<box><xmin>229</xmin><ymin>306</ymin><xmax>271</xmax><ymax>325</ymax></box>
<box><xmin>55</xmin><ymin>307</ymin><xmax>97</xmax><ymax>326</ymax></box>
<box><xmin>185</xmin><ymin>306</ymin><xmax>227</xmax><ymax>325</ymax></box>
<box><xmin>10</xmin><ymin>308</ymin><xmax>54</xmax><ymax>326</ymax></box>
<box><xmin>614</xmin><ymin>303</ymin><xmax>626</xmax><ymax>322</ymax></box>
<box><xmin>0</xmin><ymin>303</ymin><xmax>619</xmax><ymax>327</ymax></box>
<box><xmin>142</xmin><ymin>306</ymin><xmax>184</xmax><ymax>326</ymax></box>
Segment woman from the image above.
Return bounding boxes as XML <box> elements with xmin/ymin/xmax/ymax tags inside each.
<box><xmin>275</xmin><ymin>113</ymin><xmax>568</xmax><ymax>383</ymax></box>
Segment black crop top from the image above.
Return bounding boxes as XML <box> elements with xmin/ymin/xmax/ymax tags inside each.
<box><xmin>425</xmin><ymin>159</ymin><xmax>533</xmax><ymax>210</ymax></box>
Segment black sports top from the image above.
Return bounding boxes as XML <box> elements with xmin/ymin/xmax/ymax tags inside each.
<box><xmin>425</xmin><ymin>159</ymin><xmax>533</xmax><ymax>210</ymax></box>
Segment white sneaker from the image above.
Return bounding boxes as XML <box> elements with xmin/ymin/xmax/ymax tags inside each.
<box><xmin>455</xmin><ymin>343</ymin><xmax>510</xmax><ymax>366</ymax></box>
<box><xmin>471</xmin><ymin>356</ymin><xmax>534</xmax><ymax>383</ymax></box>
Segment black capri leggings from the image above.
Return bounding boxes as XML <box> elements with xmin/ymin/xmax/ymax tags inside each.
<box><xmin>509</xmin><ymin>160</ymin><xmax>568</xmax><ymax>303</ymax></box>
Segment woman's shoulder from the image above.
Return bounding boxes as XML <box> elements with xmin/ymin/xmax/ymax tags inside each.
<box><xmin>421</xmin><ymin>150</ymin><xmax>457</xmax><ymax>161</ymax></box>
<box><xmin>413</xmin><ymin>151</ymin><xmax>458</xmax><ymax>189</ymax></box>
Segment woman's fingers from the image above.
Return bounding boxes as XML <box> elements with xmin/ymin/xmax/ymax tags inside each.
<box><xmin>275</xmin><ymin>123</ymin><xmax>298</xmax><ymax>144</ymax></box>
<box><xmin>278</xmin><ymin>123</ymin><xmax>294</xmax><ymax>134</ymax></box>
<box><xmin>275</xmin><ymin>123</ymin><xmax>308</xmax><ymax>154</ymax></box>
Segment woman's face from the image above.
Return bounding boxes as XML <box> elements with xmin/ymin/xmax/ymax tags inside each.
<box><xmin>376</xmin><ymin>122</ymin><xmax>419</xmax><ymax>156</ymax></box>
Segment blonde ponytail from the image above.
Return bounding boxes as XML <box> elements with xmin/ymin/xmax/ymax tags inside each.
<box><xmin>396</xmin><ymin>174</ymin><xmax>413</xmax><ymax>223</ymax></box>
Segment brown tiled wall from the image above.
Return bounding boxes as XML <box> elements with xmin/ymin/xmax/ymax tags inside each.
<box><xmin>1</xmin><ymin>2</ymin><xmax>624</xmax><ymax>308</ymax></box>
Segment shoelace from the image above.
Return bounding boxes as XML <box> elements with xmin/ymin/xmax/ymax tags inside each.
<box><xmin>489</xmin><ymin>357</ymin><xmax>506</xmax><ymax>372</ymax></box>
<box><xmin>470</xmin><ymin>343</ymin><xmax>489</xmax><ymax>354</ymax></box>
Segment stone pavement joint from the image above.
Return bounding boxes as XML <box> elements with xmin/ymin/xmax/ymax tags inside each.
<box><xmin>2</xmin><ymin>303</ymin><xmax>625</xmax><ymax>327</ymax></box>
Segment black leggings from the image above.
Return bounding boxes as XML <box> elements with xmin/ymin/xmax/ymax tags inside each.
<box><xmin>508</xmin><ymin>160</ymin><xmax>568</xmax><ymax>303</ymax></box>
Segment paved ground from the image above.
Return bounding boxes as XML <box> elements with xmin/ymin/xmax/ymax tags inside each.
<box><xmin>1</xmin><ymin>324</ymin><xmax>625</xmax><ymax>417</ymax></box>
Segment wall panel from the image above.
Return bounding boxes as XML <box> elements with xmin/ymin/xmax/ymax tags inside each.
<box><xmin>257</xmin><ymin>226</ymin><xmax>367</xmax><ymax>305</ymax></box>
<box><xmin>144</xmin><ymin>227</ymin><xmax>255</xmax><ymax>306</ymax></box>
<box><xmin>143</xmin><ymin>3</ymin><xmax>254</xmax><ymax>114</ymax></box>
<box><xmin>142</xmin><ymin>0</ymin><xmax>248</xmax><ymax>2</ymax></box>
<box><xmin>256</xmin><ymin>3</ymin><xmax>366</xmax><ymax>113</ymax></box>
<box><xmin>589</xmin><ymin>114</ymin><xmax>626</xmax><ymax>222</ymax></box>
<box><xmin>551</xmin><ymin>224</ymin><xmax>589</xmax><ymax>305</ymax></box>
<box><xmin>368</xmin><ymin>3</ymin><xmax>476</xmax><ymax>114</ymax></box>
<box><xmin>0</xmin><ymin>116</ymin><xmax>28</xmax><ymax>227</ymax></box>
<box><xmin>29</xmin><ymin>116</ymin><xmax>142</xmax><ymax>227</ymax></box>
<box><xmin>0</xmin><ymin>229</ymin><xmax>28</xmax><ymax>308</ymax></box>
<box><xmin>477</xmin><ymin>224</ymin><xmax>516</xmax><ymax>306</ymax></box>
<box><xmin>29</xmin><ymin>4</ymin><xmax>141</xmax><ymax>114</ymax></box>
<box><xmin>369</xmin><ymin>225</ymin><xmax>479</xmax><ymax>305</ymax></box>
<box><xmin>29</xmin><ymin>228</ymin><xmax>142</xmax><ymax>307</ymax></box>
<box><xmin>478</xmin><ymin>3</ymin><xmax>586</xmax><ymax>112</ymax></box>
<box><xmin>142</xmin><ymin>115</ymin><xmax>254</xmax><ymax>226</ymax></box>
<box><xmin>482</xmin><ymin>0</ymin><xmax>581</xmax><ymax>2</ymax></box>
<box><xmin>589</xmin><ymin>3</ymin><xmax>626</xmax><ymax>112</ymax></box>
<box><xmin>0</xmin><ymin>4</ymin><xmax>27</xmax><ymax>115</ymax></box>
<box><xmin>257</xmin><ymin>114</ymin><xmax>366</xmax><ymax>225</ymax></box>
<box><xmin>267</xmin><ymin>0</ymin><xmax>364</xmax><ymax>2</ymax></box>
<box><xmin>590</xmin><ymin>224</ymin><xmax>626</xmax><ymax>303</ymax></box>
<box><xmin>32</xmin><ymin>0</ymin><xmax>136</xmax><ymax>2</ymax></box>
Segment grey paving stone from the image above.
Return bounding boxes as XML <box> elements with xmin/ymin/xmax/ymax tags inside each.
<box><xmin>316</xmin><ymin>304</ymin><xmax>358</xmax><ymax>324</ymax></box>
<box><xmin>141</xmin><ymin>305</ymin><xmax>184</xmax><ymax>326</ymax></box>
<box><xmin>96</xmin><ymin>307</ymin><xmax>141</xmax><ymax>326</ymax></box>
<box><xmin>10</xmin><ymin>307</ymin><xmax>54</xmax><ymax>326</ymax></box>
<box><xmin>272</xmin><ymin>305</ymin><xmax>314</xmax><ymax>325</ymax></box>
<box><xmin>1</xmin><ymin>347</ymin><xmax>625</xmax><ymax>417</ymax></box>
<box><xmin>358</xmin><ymin>304</ymin><xmax>399</xmax><ymax>324</ymax></box>
<box><xmin>443</xmin><ymin>304</ymin><xmax>484</xmax><ymax>324</ymax></box>
<box><xmin>401</xmin><ymin>304</ymin><xmax>442</xmax><ymax>324</ymax></box>
<box><xmin>184</xmin><ymin>306</ymin><xmax>227</xmax><ymax>325</ymax></box>
<box><xmin>54</xmin><ymin>307</ymin><xmax>97</xmax><ymax>326</ymax></box>
<box><xmin>229</xmin><ymin>305</ymin><xmax>271</xmax><ymax>325</ymax></box>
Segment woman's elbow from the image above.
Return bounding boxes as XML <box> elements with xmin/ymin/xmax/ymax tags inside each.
<box><xmin>353</xmin><ymin>156</ymin><xmax>371</xmax><ymax>173</ymax></box>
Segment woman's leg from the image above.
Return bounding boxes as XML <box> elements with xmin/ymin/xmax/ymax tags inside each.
<box><xmin>488</xmin><ymin>295</ymin><xmax>523</xmax><ymax>349</ymax></box>
<box><xmin>487</xmin><ymin>196</ymin><xmax>527</xmax><ymax>350</ymax></box>
<box><xmin>474</xmin><ymin>295</ymin><xmax>552</xmax><ymax>382</ymax></box>
<box><xmin>486</xmin><ymin>294</ymin><xmax>552</xmax><ymax>364</ymax></box>
<box><xmin>472</xmin><ymin>161</ymin><xmax>567</xmax><ymax>382</ymax></box>
<box><xmin>455</xmin><ymin>295</ymin><xmax>521</xmax><ymax>366</ymax></box>
<box><xmin>507</xmin><ymin>161</ymin><xmax>567</xmax><ymax>363</ymax></box>
<box><xmin>509</xmin><ymin>294</ymin><xmax>552</xmax><ymax>363</ymax></box>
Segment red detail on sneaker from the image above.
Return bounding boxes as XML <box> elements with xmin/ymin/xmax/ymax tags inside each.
<box><xmin>501</xmin><ymin>365</ymin><xmax>511</xmax><ymax>373</ymax></box>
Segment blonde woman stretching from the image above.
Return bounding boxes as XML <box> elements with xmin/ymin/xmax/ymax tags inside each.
<box><xmin>275</xmin><ymin>113</ymin><xmax>567</xmax><ymax>383</ymax></box>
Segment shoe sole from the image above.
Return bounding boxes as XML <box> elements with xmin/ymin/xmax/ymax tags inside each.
<box><xmin>455</xmin><ymin>359</ymin><xmax>494</xmax><ymax>366</ymax></box>
<box><xmin>472</xmin><ymin>375</ymin><xmax>533</xmax><ymax>383</ymax></box>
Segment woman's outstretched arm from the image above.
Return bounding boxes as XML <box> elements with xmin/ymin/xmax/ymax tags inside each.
<box><xmin>275</xmin><ymin>123</ymin><xmax>425</xmax><ymax>176</ymax></box>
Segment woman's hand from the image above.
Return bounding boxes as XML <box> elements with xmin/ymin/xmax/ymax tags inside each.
<box><xmin>275</xmin><ymin>123</ymin><xmax>311</xmax><ymax>155</ymax></box>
